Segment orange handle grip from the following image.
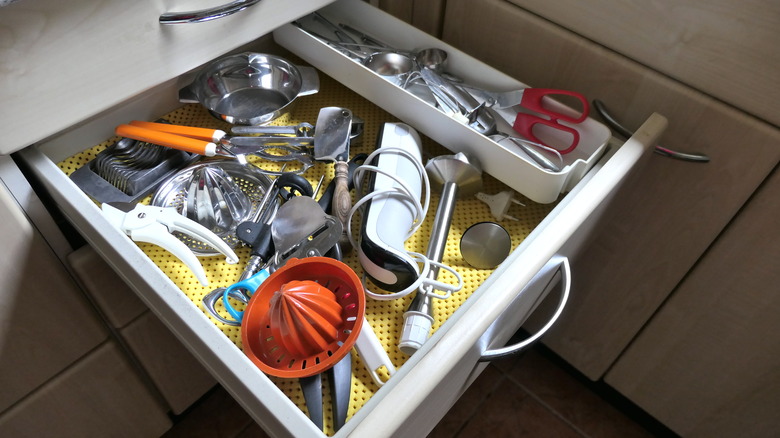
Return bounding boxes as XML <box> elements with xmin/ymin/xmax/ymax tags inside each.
<box><xmin>115</xmin><ymin>124</ymin><xmax>216</xmax><ymax>156</ymax></box>
<box><xmin>128</xmin><ymin>120</ymin><xmax>225</xmax><ymax>142</ymax></box>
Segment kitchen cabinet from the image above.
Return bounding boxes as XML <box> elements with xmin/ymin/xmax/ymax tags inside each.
<box><xmin>0</xmin><ymin>179</ymin><xmax>108</xmax><ymax>413</ymax></box>
<box><xmin>0</xmin><ymin>0</ymin><xmax>334</xmax><ymax>156</ymax></box>
<box><xmin>374</xmin><ymin>0</ymin><xmax>445</xmax><ymax>37</ymax></box>
<box><xmin>397</xmin><ymin>0</ymin><xmax>780</xmax><ymax>435</ymax></box>
<box><xmin>121</xmin><ymin>311</ymin><xmax>218</xmax><ymax>415</ymax></box>
<box><xmin>490</xmin><ymin>0</ymin><xmax>780</xmax><ymax>128</ymax></box>
<box><xmin>0</xmin><ymin>165</ymin><xmax>172</xmax><ymax>436</ymax></box>
<box><xmin>2</xmin><ymin>0</ymin><xmax>667</xmax><ymax>437</ymax></box>
<box><xmin>604</xmin><ymin>165</ymin><xmax>780</xmax><ymax>436</ymax></box>
<box><xmin>436</xmin><ymin>0</ymin><xmax>780</xmax><ymax>375</ymax></box>
<box><xmin>67</xmin><ymin>245</ymin><xmax>217</xmax><ymax>415</ymax></box>
<box><xmin>0</xmin><ymin>341</ymin><xmax>172</xmax><ymax>437</ymax></box>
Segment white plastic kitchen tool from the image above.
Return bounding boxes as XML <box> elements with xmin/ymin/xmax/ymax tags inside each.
<box><xmin>354</xmin><ymin>123</ymin><xmax>426</xmax><ymax>292</ymax></box>
<box><xmin>474</xmin><ymin>190</ymin><xmax>526</xmax><ymax>222</ymax></box>
<box><xmin>355</xmin><ymin>317</ymin><xmax>397</xmax><ymax>386</ymax></box>
<box><xmin>101</xmin><ymin>202</ymin><xmax>238</xmax><ymax>286</ymax></box>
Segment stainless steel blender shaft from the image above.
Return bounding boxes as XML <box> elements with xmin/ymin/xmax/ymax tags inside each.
<box><xmin>399</xmin><ymin>153</ymin><xmax>482</xmax><ymax>355</ymax></box>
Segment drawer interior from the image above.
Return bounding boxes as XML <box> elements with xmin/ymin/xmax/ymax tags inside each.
<box><xmin>7</xmin><ymin>0</ymin><xmax>670</xmax><ymax>434</ymax></box>
<box><xmin>55</xmin><ymin>72</ymin><xmax>557</xmax><ymax>434</ymax></box>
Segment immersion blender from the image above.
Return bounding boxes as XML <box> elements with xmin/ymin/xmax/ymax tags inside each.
<box><xmin>399</xmin><ymin>152</ymin><xmax>482</xmax><ymax>355</ymax></box>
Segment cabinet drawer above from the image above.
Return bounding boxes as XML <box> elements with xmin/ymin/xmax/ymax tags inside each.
<box><xmin>0</xmin><ymin>0</ymin><xmax>335</xmax><ymax>155</ymax></box>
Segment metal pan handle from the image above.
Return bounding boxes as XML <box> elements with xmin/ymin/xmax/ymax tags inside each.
<box><xmin>160</xmin><ymin>0</ymin><xmax>262</xmax><ymax>24</ymax></box>
<box><xmin>479</xmin><ymin>255</ymin><xmax>571</xmax><ymax>362</ymax></box>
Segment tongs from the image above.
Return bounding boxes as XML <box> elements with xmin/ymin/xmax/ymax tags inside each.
<box><xmin>115</xmin><ymin>120</ymin><xmax>364</xmax><ymax>172</ymax></box>
<box><xmin>416</xmin><ymin>68</ymin><xmax>497</xmax><ymax>135</ymax></box>
<box><xmin>231</xmin><ymin>115</ymin><xmax>365</xmax><ymax>144</ymax></box>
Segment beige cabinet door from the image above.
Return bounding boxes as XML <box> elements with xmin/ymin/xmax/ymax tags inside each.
<box><xmin>0</xmin><ymin>183</ymin><xmax>107</xmax><ymax>412</ymax></box>
<box><xmin>122</xmin><ymin>311</ymin><xmax>217</xmax><ymax>415</ymax></box>
<box><xmin>497</xmin><ymin>0</ymin><xmax>780</xmax><ymax>127</ymax></box>
<box><xmin>605</xmin><ymin>167</ymin><xmax>780</xmax><ymax>437</ymax></box>
<box><xmin>441</xmin><ymin>0</ymin><xmax>780</xmax><ymax>379</ymax></box>
<box><xmin>67</xmin><ymin>245</ymin><xmax>216</xmax><ymax>415</ymax></box>
<box><xmin>0</xmin><ymin>341</ymin><xmax>171</xmax><ymax>437</ymax></box>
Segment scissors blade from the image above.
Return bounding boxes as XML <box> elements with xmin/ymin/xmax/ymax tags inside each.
<box><xmin>493</xmin><ymin>89</ymin><xmax>526</xmax><ymax>109</ymax></box>
<box><xmin>486</xmin><ymin>106</ymin><xmax>524</xmax><ymax>132</ymax></box>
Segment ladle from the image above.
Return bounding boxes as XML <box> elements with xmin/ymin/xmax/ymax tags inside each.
<box><xmin>359</xmin><ymin>47</ymin><xmax>447</xmax><ymax>73</ymax></box>
<box><xmin>300</xmin><ymin>20</ymin><xmax>448</xmax><ymax>72</ymax></box>
<box><xmin>297</xmin><ymin>25</ymin><xmax>447</xmax><ymax>76</ymax></box>
<box><xmin>414</xmin><ymin>48</ymin><xmax>448</xmax><ymax>72</ymax></box>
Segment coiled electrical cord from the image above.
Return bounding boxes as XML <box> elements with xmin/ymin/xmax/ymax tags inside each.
<box><xmin>347</xmin><ymin>146</ymin><xmax>463</xmax><ymax>301</ymax></box>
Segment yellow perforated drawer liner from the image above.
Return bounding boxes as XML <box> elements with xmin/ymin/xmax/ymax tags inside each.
<box><xmin>58</xmin><ymin>74</ymin><xmax>555</xmax><ymax>435</ymax></box>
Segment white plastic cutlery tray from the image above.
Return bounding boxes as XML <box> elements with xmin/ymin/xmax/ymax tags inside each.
<box><xmin>274</xmin><ymin>0</ymin><xmax>612</xmax><ymax>204</ymax></box>
<box><xmin>8</xmin><ymin>0</ymin><xmax>666</xmax><ymax>437</ymax></box>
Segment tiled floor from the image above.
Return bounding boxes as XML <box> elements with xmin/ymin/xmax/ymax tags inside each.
<box><xmin>163</xmin><ymin>345</ymin><xmax>674</xmax><ymax>438</ymax></box>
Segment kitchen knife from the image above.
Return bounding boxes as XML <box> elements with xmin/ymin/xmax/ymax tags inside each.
<box><xmin>313</xmin><ymin>107</ymin><xmax>353</xmax><ymax>244</ymax></box>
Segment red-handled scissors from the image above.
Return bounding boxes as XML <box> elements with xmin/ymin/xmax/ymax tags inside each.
<box><xmin>471</xmin><ymin>87</ymin><xmax>590</xmax><ymax>154</ymax></box>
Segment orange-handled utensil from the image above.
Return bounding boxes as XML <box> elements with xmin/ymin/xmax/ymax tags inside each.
<box><xmin>115</xmin><ymin>123</ymin><xmax>219</xmax><ymax>156</ymax></box>
<box><xmin>116</xmin><ymin>120</ymin><xmax>319</xmax><ymax>159</ymax></box>
<box><xmin>128</xmin><ymin>120</ymin><xmax>227</xmax><ymax>142</ymax></box>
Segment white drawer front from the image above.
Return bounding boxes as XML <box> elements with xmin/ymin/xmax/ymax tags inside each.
<box><xmin>0</xmin><ymin>0</ymin><xmax>335</xmax><ymax>155</ymax></box>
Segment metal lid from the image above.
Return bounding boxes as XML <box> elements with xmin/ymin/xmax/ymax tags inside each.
<box><xmin>459</xmin><ymin>222</ymin><xmax>512</xmax><ymax>269</ymax></box>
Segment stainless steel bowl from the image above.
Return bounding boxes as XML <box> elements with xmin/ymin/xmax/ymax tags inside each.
<box><xmin>179</xmin><ymin>52</ymin><xmax>320</xmax><ymax>125</ymax></box>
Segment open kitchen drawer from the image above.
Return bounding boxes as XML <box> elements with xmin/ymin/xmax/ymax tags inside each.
<box><xmin>8</xmin><ymin>1</ymin><xmax>665</xmax><ymax>437</ymax></box>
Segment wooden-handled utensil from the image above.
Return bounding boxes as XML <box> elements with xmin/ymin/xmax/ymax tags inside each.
<box><xmin>313</xmin><ymin>107</ymin><xmax>353</xmax><ymax>246</ymax></box>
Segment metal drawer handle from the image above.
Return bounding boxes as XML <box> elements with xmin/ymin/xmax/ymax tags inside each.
<box><xmin>160</xmin><ymin>0</ymin><xmax>262</xmax><ymax>24</ymax></box>
<box><xmin>479</xmin><ymin>255</ymin><xmax>571</xmax><ymax>362</ymax></box>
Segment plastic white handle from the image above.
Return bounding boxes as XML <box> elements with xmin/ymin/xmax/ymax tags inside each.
<box><xmin>166</xmin><ymin>210</ymin><xmax>239</xmax><ymax>264</ymax></box>
<box><xmin>398</xmin><ymin>311</ymin><xmax>434</xmax><ymax>356</ymax></box>
<box><xmin>130</xmin><ymin>224</ymin><xmax>210</xmax><ymax>286</ymax></box>
<box><xmin>355</xmin><ymin>319</ymin><xmax>396</xmax><ymax>387</ymax></box>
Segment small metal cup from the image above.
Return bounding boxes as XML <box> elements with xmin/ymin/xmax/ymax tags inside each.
<box><xmin>362</xmin><ymin>51</ymin><xmax>416</xmax><ymax>86</ymax></box>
